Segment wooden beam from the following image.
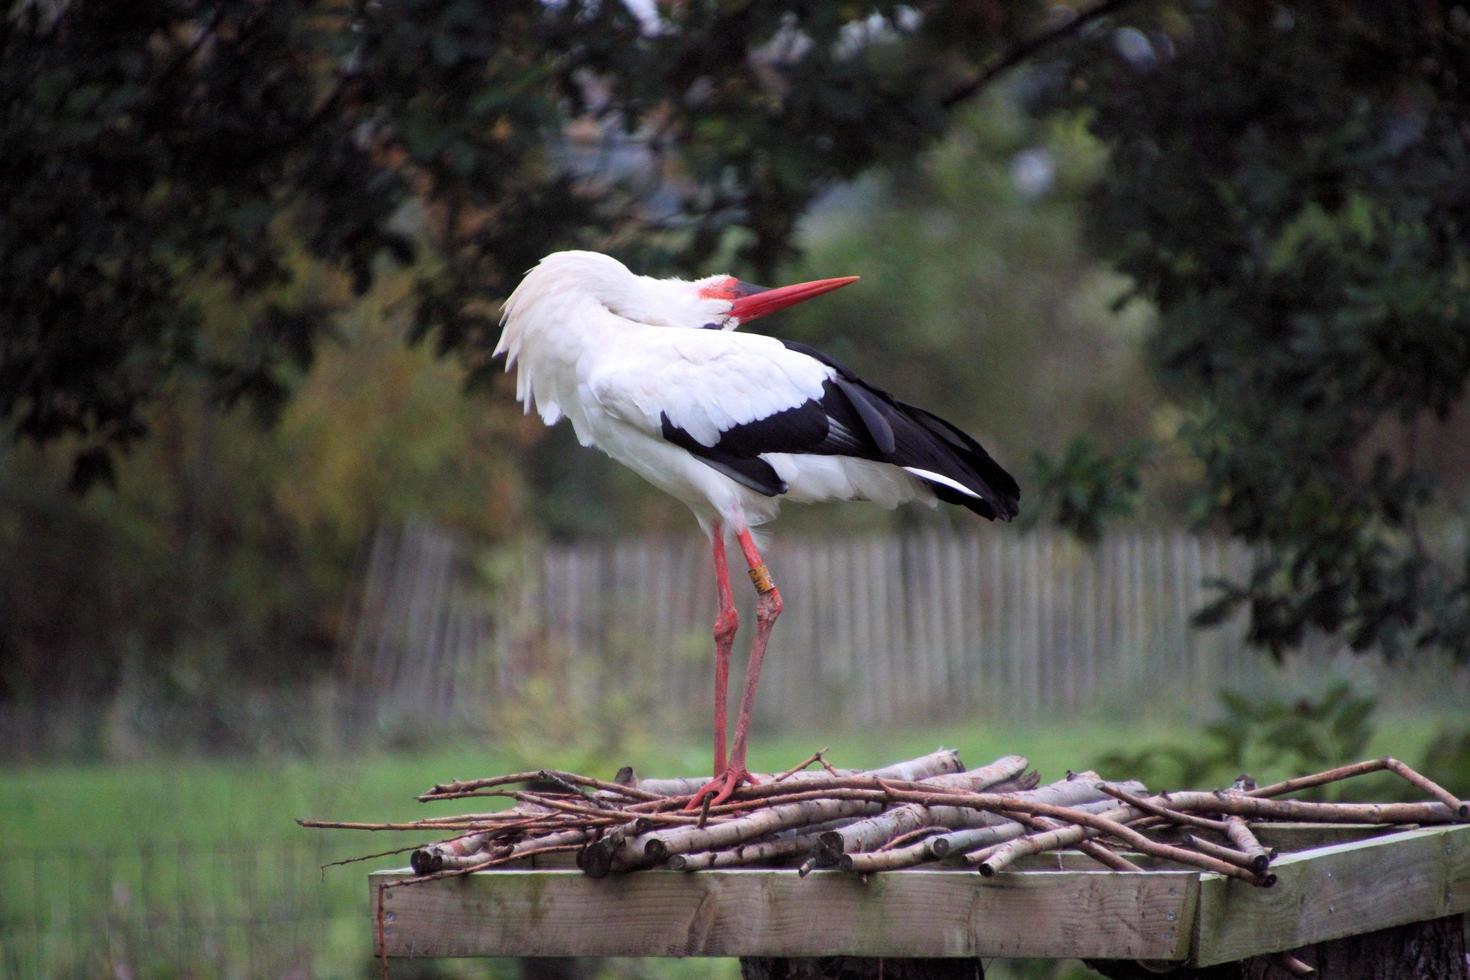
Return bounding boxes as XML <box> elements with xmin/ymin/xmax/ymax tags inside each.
<box><xmin>1192</xmin><ymin>824</ymin><xmax>1470</xmax><ymax>966</ymax></box>
<box><xmin>371</xmin><ymin>867</ymin><xmax>1198</xmax><ymax>961</ymax></box>
<box><xmin>1246</xmin><ymin>823</ymin><xmax>1397</xmax><ymax>851</ymax></box>
<box><xmin>1010</xmin><ymin>850</ymin><xmax>1171</xmax><ymax>872</ymax></box>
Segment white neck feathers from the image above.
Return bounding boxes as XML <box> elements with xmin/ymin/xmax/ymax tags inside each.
<box><xmin>494</xmin><ymin>251</ymin><xmax>729</xmax><ymax>423</ymax></box>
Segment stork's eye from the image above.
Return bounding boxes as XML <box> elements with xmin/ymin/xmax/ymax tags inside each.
<box><xmin>701</xmin><ymin>322</ymin><xmax>722</xmax><ymax>330</ymax></box>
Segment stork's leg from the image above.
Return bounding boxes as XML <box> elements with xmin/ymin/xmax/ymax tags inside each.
<box><xmin>709</xmin><ymin>524</ymin><xmax>738</xmax><ymax>777</ymax></box>
<box><xmin>687</xmin><ymin>528</ymin><xmax>783</xmax><ymax>810</ymax></box>
<box><xmin>728</xmin><ymin>527</ymin><xmax>783</xmax><ymax>774</ymax></box>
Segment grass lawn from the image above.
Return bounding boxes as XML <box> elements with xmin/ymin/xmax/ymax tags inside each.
<box><xmin>0</xmin><ymin>709</ymin><xmax>1457</xmax><ymax>979</ymax></box>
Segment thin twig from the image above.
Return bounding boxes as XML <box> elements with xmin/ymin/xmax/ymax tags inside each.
<box><xmin>321</xmin><ymin>841</ymin><xmax>440</xmax><ymax>870</ymax></box>
<box><xmin>941</xmin><ymin>0</ymin><xmax>1143</xmax><ymax>109</ymax></box>
<box><xmin>1248</xmin><ymin>759</ymin><xmax>1390</xmax><ymax>799</ymax></box>
<box><xmin>384</xmin><ymin>843</ymin><xmax>584</xmax><ymax>889</ymax></box>
<box><xmin>880</xmin><ymin>826</ymin><xmax>945</xmax><ymax>852</ymax></box>
<box><xmin>1384</xmin><ymin>758</ymin><xmax>1470</xmax><ymax>819</ymax></box>
<box><xmin>419</xmin><ymin>770</ymin><xmax>663</xmax><ymax>803</ymax></box>
<box><xmin>1096</xmin><ymin>783</ymin><xmax>1229</xmax><ymax>833</ymax></box>
<box><xmin>1078</xmin><ymin>841</ymin><xmax>1144</xmax><ymax>871</ymax></box>
<box><xmin>536</xmin><ymin>770</ymin><xmax>615</xmax><ymax>810</ymax></box>
<box><xmin>773</xmin><ymin>748</ymin><xmax>831</xmax><ymax>782</ymax></box>
<box><xmin>317</xmin><ymin>750</ymin><xmax>1465</xmax><ymax>891</ymax></box>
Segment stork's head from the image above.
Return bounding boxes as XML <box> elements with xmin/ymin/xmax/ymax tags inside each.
<box><xmin>495</xmin><ymin>250</ymin><xmax>858</xmax><ymax>420</ymax></box>
<box><xmin>497</xmin><ymin>251</ymin><xmax>857</xmax><ymax>355</ymax></box>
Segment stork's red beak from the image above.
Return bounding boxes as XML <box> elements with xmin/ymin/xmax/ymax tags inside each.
<box><xmin>703</xmin><ymin>275</ymin><xmax>859</xmax><ymax>322</ymax></box>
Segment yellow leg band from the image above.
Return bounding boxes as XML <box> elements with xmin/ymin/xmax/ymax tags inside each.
<box><xmin>747</xmin><ymin>564</ymin><xmax>775</xmax><ymax>594</ymax></box>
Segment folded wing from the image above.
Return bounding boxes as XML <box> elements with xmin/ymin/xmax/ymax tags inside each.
<box><xmin>588</xmin><ymin>331</ymin><xmax>1019</xmax><ymax>520</ymax></box>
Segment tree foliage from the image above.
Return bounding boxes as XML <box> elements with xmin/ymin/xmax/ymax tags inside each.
<box><xmin>1048</xmin><ymin>2</ymin><xmax>1470</xmax><ymax>658</ymax></box>
<box><xmin>2</xmin><ymin>0</ymin><xmax>1062</xmax><ymax>486</ymax></box>
<box><xmin>5</xmin><ymin>0</ymin><xmax>1470</xmax><ymax>675</ymax></box>
<box><xmin>0</xmin><ymin>270</ymin><xmax>526</xmax><ymax>733</ymax></box>
<box><xmin>1</xmin><ymin>2</ymin><xmax>405</xmax><ymax>486</ymax></box>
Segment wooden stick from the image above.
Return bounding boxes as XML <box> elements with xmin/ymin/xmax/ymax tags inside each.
<box><xmin>298</xmin><ymin>818</ymin><xmax>521</xmax><ymax>832</ymax></box>
<box><xmin>602</xmin><ymin>774</ymin><xmax>726</xmax><ymax>797</ymax></box>
<box><xmin>968</xmin><ymin>805</ymin><xmax>1137</xmax><ymax>873</ymax></box>
<box><xmin>1095</xmin><ymin>783</ymin><xmax>1229</xmax><ymax>833</ymax></box>
<box><xmin>1273</xmin><ymin>952</ymin><xmax>1316</xmax><ymax>977</ymax></box>
<box><xmin>844</xmin><ymin>837</ymin><xmax>942</xmax><ymax>872</ymax></box>
<box><xmin>972</xmin><ymin>831</ymin><xmax>1062</xmax><ymax>874</ymax></box>
<box><xmin>1184</xmin><ymin>833</ymin><xmax>1269</xmax><ymax>875</ymax></box>
<box><xmin>930</xmin><ymin>798</ymin><xmax>1131</xmax><ymax>859</ymax></box>
<box><xmin>701</xmin><ymin>754</ymin><xmax>970</xmax><ymax>807</ymax></box>
<box><xmin>669</xmin><ymin>816</ymin><xmax>862</xmax><ymax>870</ymax></box>
<box><xmin>629</xmin><ymin>797</ymin><xmax>890</xmax><ymax>866</ymax></box>
<box><xmin>1077</xmin><ymin>841</ymin><xmax>1144</xmax><ymax>871</ymax></box>
<box><xmin>321</xmin><ymin>841</ymin><xmax>439</xmax><ymax>870</ymax></box>
<box><xmin>410</xmin><ymin>828</ymin><xmax>498</xmax><ymax>874</ymax></box>
<box><xmin>1156</xmin><ymin>792</ymin><xmax>1463</xmax><ymax>825</ymax></box>
<box><xmin>509</xmin><ymin>791</ymin><xmax>704</xmax><ymax>826</ymax></box>
<box><xmin>771</xmin><ymin>748</ymin><xmax>831</xmax><ymax>782</ymax></box>
<box><xmin>823</xmin><ymin>787</ymin><xmax>1266</xmax><ymax>883</ymax></box>
<box><xmin>815</xmin><ymin>757</ymin><xmax>1032</xmax><ymax>859</ymax></box>
<box><xmin>880</xmin><ymin>826</ymin><xmax>945</xmax><ymax>852</ymax></box>
<box><xmin>418</xmin><ymin>769</ymin><xmax>664</xmax><ymax>802</ymax></box>
<box><xmin>1384</xmin><ymin>758</ymin><xmax>1470</xmax><ymax>819</ymax></box>
<box><xmin>1010</xmin><ymin>809</ymin><xmax>1145</xmax><ymax>872</ymax></box>
<box><xmin>324</xmin><ymin>752</ymin><xmax>1469</xmax><ymax>890</ymax></box>
<box><xmin>1247</xmin><ymin>758</ymin><xmax>1390</xmax><ymax>799</ymax></box>
<box><xmin>1238</xmin><ymin>754</ymin><xmax>1466</xmax><ymax>810</ymax></box>
<box><xmin>385</xmin><ymin>842</ymin><xmax>583</xmax><ymax>888</ymax></box>
<box><xmin>862</xmin><ymin>749</ymin><xmax>966</xmax><ymax>781</ymax></box>
<box><xmin>612</xmin><ymin>753</ymin><xmax>972</xmax><ymax>869</ymax></box>
<box><xmin>630</xmin><ymin>765</ymin><xmax>868</xmax><ymax>799</ymax></box>
<box><xmin>841</xmin><ymin>783</ymin><xmax>1463</xmax><ymax>827</ymax></box>
<box><xmin>1224</xmin><ymin>816</ymin><xmax>1273</xmax><ymax>872</ymax></box>
<box><xmin>667</xmin><ymin>828</ymin><xmax>831</xmax><ymax>870</ymax></box>
<box><xmin>976</xmin><ymin>812</ymin><xmax>1268</xmax><ymax>885</ymax></box>
<box><xmin>416</xmin><ymin>826</ymin><xmax>591</xmax><ymax>874</ymax></box>
<box><xmin>589</xmin><ymin>779</ymin><xmax>1458</xmax><ymax>875</ymax></box>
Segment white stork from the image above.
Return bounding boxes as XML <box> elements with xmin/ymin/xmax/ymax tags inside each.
<box><xmin>495</xmin><ymin>250</ymin><xmax>1019</xmax><ymax>807</ymax></box>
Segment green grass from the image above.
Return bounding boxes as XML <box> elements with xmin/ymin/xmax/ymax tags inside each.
<box><xmin>0</xmin><ymin>710</ymin><xmax>1458</xmax><ymax>979</ymax></box>
<box><xmin>2</xmin><ymin>708</ymin><xmax>1453</xmax><ymax>850</ymax></box>
<box><xmin>0</xmin><ymin>718</ymin><xmax>1166</xmax><ymax>851</ymax></box>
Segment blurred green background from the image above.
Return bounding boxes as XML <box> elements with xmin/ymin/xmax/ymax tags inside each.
<box><xmin>3</xmin><ymin>1</ymin><xmax>1469</xmax><ymax>977</ymax></box>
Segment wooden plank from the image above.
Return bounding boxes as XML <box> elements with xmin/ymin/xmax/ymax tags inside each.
<box><xmin>1009</xmin><ymin>851</ymin><xmax>1175</xmax><ymax>872</ymax></box>
<box><xmin>1247</xmin><ymin>823</ymin><xmax>1401</xmax><ymax>851</ymax></box>
<box><xmin>1011</xmin><ymin>830</ymin><xmax>1404</xmax><ymax>869</ymax></box>
<box><xmin>372</xmin><ymin>867</ymin><xmax>1197</xmax><ymax>961</ymax></box>
<box><xmin>1192</xmin><ymin>823</ymin><xmax>1470</xmax><ymax>966</ymax></box>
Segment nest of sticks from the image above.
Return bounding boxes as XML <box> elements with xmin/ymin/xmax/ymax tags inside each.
<box><xmin>303</xmin><ymin>749</ymin><xmax>1470</xmax><ymax>890</ymax></box>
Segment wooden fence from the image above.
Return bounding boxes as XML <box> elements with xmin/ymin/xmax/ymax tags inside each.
<box><xmin>335</xmin><ymin>525</ymin><xmax>1279</xmax><ymax>733</ymax></box>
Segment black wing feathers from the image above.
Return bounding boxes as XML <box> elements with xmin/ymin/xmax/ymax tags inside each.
<box><xmin>778</xmin><ymin>340</ymin><xmax>1019</xmax><ymax>521</ymax></box>
<box><xmin>905</xmin><ymin>404</ymin><xmax>1021</xmax><ymax>511</ymax></box>
<box><xmin>660</xmin><ymin>412</ymin><xmax>789</xmax><ymax>496</ymax></box>
<box><xmin>659</xmin><ymin>339</ymin><xmax>1020</xmax><ymax>520</ymax></box>
<box><xmin>833</xmin><ymin>377</ymin><xmax>896</xmax><ymax>454</ymax></box>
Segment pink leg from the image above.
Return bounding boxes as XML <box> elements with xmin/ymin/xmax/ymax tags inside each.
<box><xmin>710</xmin><ymin>524</ymin><xmax>738</xmax><ymax>777</ymax></box>
<box><xmin>687</xmin><ymin>528</ymin><xmax>783</xmax><ymax>810</ymax></box>
<box><xmin>728</xmin><ymin>528</ymin><xmax>783</xmax><ymax>774</ymax></box>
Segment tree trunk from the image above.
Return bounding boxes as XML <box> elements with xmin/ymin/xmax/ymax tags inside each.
<box><xmin>1276</xmin><ymin>914</ymin><xmax>1468</xmax><ymax>979</ymax></box>
<box><xmin>740</xmin><ymin>957</ymin><xmax>984</xmax><ymax>979</ymax></box>
<box><xmin>1087</xmin><ymin>913</ymin><xmax>1468</xmax><ymax>979</ymax></box>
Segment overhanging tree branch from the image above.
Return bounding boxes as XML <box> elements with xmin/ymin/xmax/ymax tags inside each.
<box><xmin>940</xmin><ymin>0</ymin><xmax>1141</xmax><ymax>109</ymax></box>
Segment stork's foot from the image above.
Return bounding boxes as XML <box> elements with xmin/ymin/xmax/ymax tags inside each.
<box><xmin>684</xmin><ymin>765</ymin><xmax>760</xmax><ymax>810</ymax></box>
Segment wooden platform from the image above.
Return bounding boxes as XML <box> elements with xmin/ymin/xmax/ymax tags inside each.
<box><xmin>370</xmin><ymin>823</ymin><xmax>1470</xmax><ymax>967</ymax></box>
